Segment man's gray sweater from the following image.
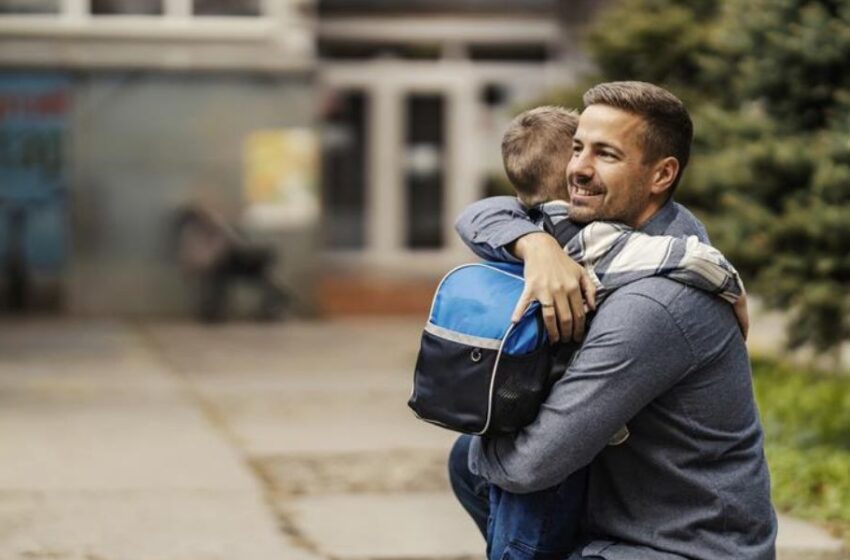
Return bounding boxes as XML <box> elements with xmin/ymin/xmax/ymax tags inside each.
<box><xmin>457</xmin><ymin>200</ymin><xmax>777</xmax><ymax>560</ymax></box>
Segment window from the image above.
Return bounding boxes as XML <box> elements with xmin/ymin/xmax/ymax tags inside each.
<box><xmin>405</xmin><ymin>94</ymin><xmax>444</xmax><ymax>249</ymax></box>
<box><xmin>318</xmin><ymin>41</ymin><xmax>441</xmax><ymax>61</ymax></box>
<box><xmin>91</xmin><ymin>0</ymin><xmax>163</xmax><ymax>15</ymax></box>
<box><xmin>469</xmin><ymin>43</ymin><xmax>550</xmax><ymax>63</ymax></box>
<box><xmin>321</xmin><ymin>91</ymin><xmax>367</xmax><ymax>249</ymax></box>
<box><xmin>193</xmin><ymin>0</ymin><xmax>260</xmax><ymax>16</ymax></box>
<box><xmin>0</xmin><ymin>0</ymin><xmax>59</xmax><ymax>14</ymax></box>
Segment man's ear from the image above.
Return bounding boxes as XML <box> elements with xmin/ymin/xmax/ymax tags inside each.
<box><xmin>650</xmin><ymin>156</ymin><xmax>680</xmax><ymax>196</ymax></box>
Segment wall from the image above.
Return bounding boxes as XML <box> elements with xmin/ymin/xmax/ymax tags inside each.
<box><xmin>66</xmin><ymin>71</ymin><xmax>316</xmax><ymax>316</ymax></box>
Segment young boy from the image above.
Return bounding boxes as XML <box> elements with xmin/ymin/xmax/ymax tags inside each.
<box><xmin>466</xmin><ymin>106</ymin><xmax>747</xmax><ymax>559</ymax></box>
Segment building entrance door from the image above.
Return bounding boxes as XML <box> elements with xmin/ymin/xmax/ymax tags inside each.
<box><xmin>321</xmin><ymin>89</ymin><xmax>367</xmax><ymax>250</ymax></box>
<box><xmin>404</xmin><ymin>93</ymin><xmax>445</xmax><ymax>249</ymax></box>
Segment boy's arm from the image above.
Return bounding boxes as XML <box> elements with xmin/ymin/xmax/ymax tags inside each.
<box><xmin>454</xmin><ymin>196</ymin><xmax>542</xmax><ymax>263</ymax></box>
<box><xmin>566</xmin><ymin>222</ymin><xmax>748</xmax><ymax>335</ymax></box>
<box><xmin>455</xmin><ymin>196</ymin><xmax>596</xmax><ymax>343</ymax></box>
<box><xmin>668</xmin><ymin>235</ymin><xmax>748</xmax><ymax>338</ymax></box>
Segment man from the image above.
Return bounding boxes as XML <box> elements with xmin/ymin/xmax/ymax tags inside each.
<box><xmin>449</xmin><ymin>82</ymin><xmax>776</xmax><ymax>559</ymax></box>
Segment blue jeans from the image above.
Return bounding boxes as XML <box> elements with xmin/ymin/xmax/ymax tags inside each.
<box><xmin>448</xmin><ymin>435</ymin><xmax>593</xmax><ymax>560</ymax></box>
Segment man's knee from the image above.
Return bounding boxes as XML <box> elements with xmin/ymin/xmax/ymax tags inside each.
<box><xmin>447</xmin><ymin>434</ymin><xmax>490</xmax><ymax>538</ymax></box>
<box><xmin>448</xmin><ymin>435</ymin><xmax>469</xmax><ymax>487</ymax></box>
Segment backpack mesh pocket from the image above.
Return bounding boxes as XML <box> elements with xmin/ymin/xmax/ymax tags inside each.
<box><xmin>490</xmin><ymin>343</ymin><xmax>553</xmax><ymax>434</ymax></box>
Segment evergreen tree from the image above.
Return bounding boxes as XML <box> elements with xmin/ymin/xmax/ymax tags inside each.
<box><xmin>558</xmin><ymin>0</ymin><xmax>850</xmax><ymax>351</ymax></box>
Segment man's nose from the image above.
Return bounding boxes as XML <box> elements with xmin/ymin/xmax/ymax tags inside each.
<box><xmin>574</xmin><ymin>170</ymin><xmax>595</xmax><ymax>185</ymax></box>
<box><xmin>569</xmin><ymin>151</ymin><xmax>593</xmax><ymax>181</ymax></box>
<box><xmin>569</xmin><ymin>160</ymin><xmax>594</xmax><ymax>185</ymax></box>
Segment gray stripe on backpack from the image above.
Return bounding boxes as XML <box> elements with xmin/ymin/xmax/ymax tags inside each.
<box><xmin>424</xmin><ymin>322</ymin><xmax>503</xmax><ymax>351</ymax></box>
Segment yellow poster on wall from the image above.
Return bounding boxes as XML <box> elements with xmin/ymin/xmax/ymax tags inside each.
<box><xmin>243</xmin><ymin>128</ymin><xmax>319</xmax><ymax>229</ymax></box>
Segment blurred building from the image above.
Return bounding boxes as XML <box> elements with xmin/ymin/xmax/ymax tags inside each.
<box><xmin>316</xmin><ymin>0</ymin><xmax>603</xmax><ymax>314</ymax></box>
<box><xmin>0</xmin><ymin>0</ymin><xmax>603</xmax><ymax>318</ymax></box>
<box><xmin>0</xmin><ymin>0</ymin><xmax>315</xmax><ymax>317</ymax></box>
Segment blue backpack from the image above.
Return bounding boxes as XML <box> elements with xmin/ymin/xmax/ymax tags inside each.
<box><xmin>408</xmin><ymin>261</ymin><xmax>559</xmax><ymax>435</ymax></box>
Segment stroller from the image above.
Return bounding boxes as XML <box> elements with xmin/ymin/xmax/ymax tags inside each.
<box><xmin>174</xmin><ymin>204</ymin><xmax>293</xmax><ymax>323</ymax></box>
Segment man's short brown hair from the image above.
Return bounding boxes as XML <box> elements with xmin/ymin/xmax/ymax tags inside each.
<box><xmin>583</xmin><ymin>81</ymin><xmax>693</xmax><ymax>192</ymax></box>
<box><xmin>501</xmin><ymin>106</ymin><xmax>579</xmax><ymax>204</ymax></box>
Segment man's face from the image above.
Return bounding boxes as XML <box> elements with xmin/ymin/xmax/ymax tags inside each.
<box><xmin>566</xmin><ymin>104</ymin><xmax>656</xmax><ymax>227</ymax></box>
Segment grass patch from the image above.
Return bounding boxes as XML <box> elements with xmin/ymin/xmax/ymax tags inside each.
<box><xmin>752</xmin><ymin>357</ymin><xmax>850</xmax><ymax>541</ymax></box>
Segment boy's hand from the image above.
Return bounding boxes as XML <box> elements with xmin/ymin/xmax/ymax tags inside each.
<box><xmin>734</xmin><ymin>293</ymin><xmax>749</xmax><ymax>341</ymax></box>
<box><xmin>510</xmin><ymin>232</ymin><xmax>597</xmax><ymax>343</ymax></box>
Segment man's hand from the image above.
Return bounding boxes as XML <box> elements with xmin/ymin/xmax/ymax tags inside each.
<box><xmin>509</xmin><ymin>232</ymin><xmax>597</xmax><ymax>343</ymax></box>
<box><xmin>734</xmin><ymin>293</ymin><xmax>749</xmax><ymax>341</ymax></box>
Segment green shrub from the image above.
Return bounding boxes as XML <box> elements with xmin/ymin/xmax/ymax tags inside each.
<box><xmin>752</xmin><ymin>357</ymin><xmax>850</xmax><ymax>539</ymax></box>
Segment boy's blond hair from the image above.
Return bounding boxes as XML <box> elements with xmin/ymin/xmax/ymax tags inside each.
<box><xmin>501</xmin><ymin>106</ymin><xmax>579</xmax><ymax>206</ymax></box>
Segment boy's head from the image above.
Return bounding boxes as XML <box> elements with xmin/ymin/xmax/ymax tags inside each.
<box><xmin>501</xmin><ymin>106</ymin><xmax>579</xmax><ymax>207</ymax></box>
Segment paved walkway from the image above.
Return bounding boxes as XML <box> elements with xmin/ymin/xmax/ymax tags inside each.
<box><xmin>0</xmin><ymin>319</ymin><xmax>845</xmax><ymax>559</ymax></box>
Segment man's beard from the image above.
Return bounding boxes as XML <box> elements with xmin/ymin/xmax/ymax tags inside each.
<box><xmin>567</xmin><ymin>176</ymin><xmax>607</xmax><ymax>223</ymax></box>
<box><xmin>568</xmin><ymin>177</ymin><xmax>644</xmax><ymax>226</ymax></box>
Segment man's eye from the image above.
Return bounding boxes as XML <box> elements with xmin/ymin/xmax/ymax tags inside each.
<box><xmin>600</xmin><ymin>151</ymin><xmax>617</xmax><ymax>160</ymax></box>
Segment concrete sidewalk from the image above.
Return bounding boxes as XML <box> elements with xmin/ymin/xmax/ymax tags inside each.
<box><xmin>0</xmin><ymin>320</ymin><xmax>313</xmax><ymax>560</ymax></box>
<box><xmin>0</xmin><ymin>319</ymin><xmax>846</xmax><ymax>559</ymax></box>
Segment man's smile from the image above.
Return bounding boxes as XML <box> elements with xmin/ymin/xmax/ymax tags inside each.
<box><xmin>569</xmin><ymin>182</ymin><xmax>605</xmax><ymax>203</ymax></box>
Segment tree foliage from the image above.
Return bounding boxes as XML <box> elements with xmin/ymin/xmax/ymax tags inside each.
<box><xmin>564</xmin><ymin>0</ymin><xmax>850</xmax><ymax>351</ymax></box>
